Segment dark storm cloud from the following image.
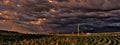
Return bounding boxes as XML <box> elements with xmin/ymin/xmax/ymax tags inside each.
<box><xmin>0</xmin><ymin>0</ymin><xmax>3</xmax><ymax>2</ymax></box>
<box><xmin>53</xmin><ymin>0</ymin><xmax>120</xmax><ymax>10</ymax></box>
<box><xmin>1</xmin><ymin>0</ymin><xmax>120</xmax><ymax>34</ymax></box>
<box><xmin>0</xmin><ymin>7</ymin><xmax>4</xmax><ymax>10</ymax></box>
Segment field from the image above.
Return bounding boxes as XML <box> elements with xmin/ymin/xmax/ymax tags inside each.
<box><xmin>1</xmin><ymin>31</ymin><xmax>120</xmax><ymax>45</ymax></box>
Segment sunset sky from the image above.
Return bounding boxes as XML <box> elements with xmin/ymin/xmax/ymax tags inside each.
<box><xmin>0</xmin><ymin>0</ymin><xmax>120</xmax><ymax>34</ymax></box>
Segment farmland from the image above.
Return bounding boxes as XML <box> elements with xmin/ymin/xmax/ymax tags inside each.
<box><xmin>0</xmin><ymin>30</ymin><xmax>120</xmax><ymax>45</ymax></box>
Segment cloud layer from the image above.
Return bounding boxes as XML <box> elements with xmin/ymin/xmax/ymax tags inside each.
<box><xmin>0</xmin><ymin>0</ymin><xmax>120</xmax><ymax>34</ymax></box>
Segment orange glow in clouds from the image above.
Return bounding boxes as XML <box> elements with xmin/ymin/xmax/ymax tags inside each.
<box><xmin>3</xmin><ymin>0</ymin><xmax>10</xmax><ymax>5</ymax></box>
<box><xmin>0</xmin><ymin>10</ymin><xmax>18</xmax><ymax>20</ymax></box>
<box><xmin>50</xmin><ymin>8</ymin><xmax>56</xmax><ymax>13</ymax></box>
<box><xmin>48</xmin><ymin>0</ymin><xmax>54</xmax><ymax>3</ymax></box>
<box><xmin>48</xmin><ymin>0</ymin><xmax>57</xmax><ymax>3</ymax></box>
<box><xmin>0</xmin><ymin>13</ymin><xmax>2</xmax><ymax>15</ymax></box>
<box><xmin>26</xmin><ymin>18</ymin><xmax>47</xmax><ymax>25</ymax></box>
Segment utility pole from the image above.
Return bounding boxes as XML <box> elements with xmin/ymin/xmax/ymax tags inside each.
<box><xmin>78</xmin><ymin>24</ymin><xmax>80</xmax><ymax>36</ymax></box>
<box><xmin>10</xmin><ymin>23</ymin><xmax>14</xmax><ymax>31</ymax></box>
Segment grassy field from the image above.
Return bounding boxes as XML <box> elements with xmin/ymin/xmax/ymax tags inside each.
<box><xmin>1</xmin><ymin>30</ymin><xmax>120</xmax><ymax>45</ymax></box>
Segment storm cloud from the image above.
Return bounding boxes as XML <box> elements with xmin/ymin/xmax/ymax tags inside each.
<box><xmin>0</xmin><ymin>0</ymin><xmax>120</xmax><ymax>34</ymax></box>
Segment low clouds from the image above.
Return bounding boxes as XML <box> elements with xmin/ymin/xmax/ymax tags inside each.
<box><xmin>0</xmin><ymin>0</ymin><xmax>120</xmax><ymax>34</ymax></box>
<box><xmin>52</xmin><ymin>0</ymin><xmax>120</xmax><ymax>10</ymax></box>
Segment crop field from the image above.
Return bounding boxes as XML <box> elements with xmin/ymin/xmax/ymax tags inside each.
<box><xmin>0</xmin><ymin>31</ymin><xmax>120</xmax><ymax>45</ymax></box>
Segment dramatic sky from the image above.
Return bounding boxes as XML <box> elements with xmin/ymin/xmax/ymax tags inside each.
<box><xmin>1</xmin><ymin>0</ymin><xmax>120</xmax><ymax>34</ymax></box>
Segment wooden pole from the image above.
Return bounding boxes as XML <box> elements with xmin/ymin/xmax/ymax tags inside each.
<box><xmin>10</xmin><ymin>24</ymin><xmax>14</xmax><ymax>31</ymax></box>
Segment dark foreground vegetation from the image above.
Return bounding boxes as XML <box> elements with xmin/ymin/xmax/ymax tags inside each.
<box><xmin>0</xmin><ymin>30</ymin><xmax>120</xmax><ymax>45</ymax></box>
